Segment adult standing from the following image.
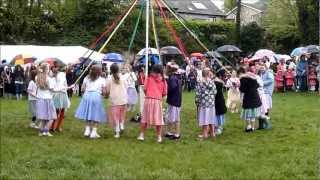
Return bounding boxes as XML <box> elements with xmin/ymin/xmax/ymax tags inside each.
<box><xmin>296</xmin><ymin>54</ymin><xmax>308</xmax><ymax>91</ymax></box>
<box><xmin>1</xmin><ymin>66</ymin><xmax>13</xmax><ymax>98</ymax></box>
<box><xmin>66</xmin><ymin>66</ymin><xmax>75</xmax><ymax>97</ymax></box>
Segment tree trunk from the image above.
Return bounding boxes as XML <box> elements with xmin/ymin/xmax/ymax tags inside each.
<box><xmin>236</xmin><ymin>0</ymin><xmax>241</xmax><ymax>46</ymax></box>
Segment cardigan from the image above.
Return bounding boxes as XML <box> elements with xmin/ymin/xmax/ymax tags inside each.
<box><xmin>240</xmin><ymin>73</ymin><xmax>262</xmax><ymax>109</ymax></box>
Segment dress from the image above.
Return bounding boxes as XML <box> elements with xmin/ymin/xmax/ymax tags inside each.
<box><xmin>195</xmin><ymin>79</ymin><xmax>217</xmax><ymax>126</ymax></box>
<box><xmin>226</xmin><ymin>77</ymin><xmax>240</xmax><ymax>109</ymax></box>
<box><xmin>75</xmin><ymin>76</ymin><xmax>107</xmax><ymax>123</ymax></box>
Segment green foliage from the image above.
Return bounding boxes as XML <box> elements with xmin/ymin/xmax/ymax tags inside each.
<box><xmin>263</xmin><ymin>0</ymin><xmax>301</xmax><ymax>53</ymax></box>
<box><xmin>296</xmin><ymin>0</ymin><xmax>319</xmax><ymax>45</ymax></box>
<box><xmin>240</xmin><ymin>22</ymin><xmax>264</xmax><ymax>54</ymax></box>
<box><xmin>0</xmin><ymin>92</ymin><xmax>319</xmax><ymax>179</ymax></box>
<box><xmin>224</xmin><ymin>0</ymin><xmax>236</xmax><ymax>12</ymax></box>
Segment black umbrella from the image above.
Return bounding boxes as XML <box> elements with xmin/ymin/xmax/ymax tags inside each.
<box><xmin>160</xmin><ymin>46</ymin><xmax>182</xmax><ymax>55</ymax></box>
<box><xmin>216</xmin><ymin>45</ymin><xmax>242</xmax><ymax>52</ymax></box>
<box><xmin>305</xmin><ymin>45</ymin><xmax>320</xmax><ymax>53</ymax></box>
<box><xmin>205</xmin><ymin>51</ymin><xmax>222</xmax><ymax>58</ymax></box>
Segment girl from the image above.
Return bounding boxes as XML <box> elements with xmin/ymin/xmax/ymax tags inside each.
<box><xmin>226</xmin><ymin>70</ymin><xmax>240</xmax><ymax>113</ymax></box>
<box><xmin>214</xmin><ymin>73</ymin><xmax>227</xmax><ymax>135</ymax></box>
<box><xmin>195</xmin><ymin>68</ymin><xmax>217</xmax><ymax>140</ymax></box>
<box><xmin>123</xmin><ymin>64</ymin><xmax>138</xmax><ymax>112</ymax></box>
<box><xmin>106</xmin><ymin>63</ymin><xmax>128</xmax><ymax>139</ymax></box>
<box><xmin>165</xmin><ymin>63</ymin><xmax>182</xmax><ymax>140</ymax></box>
<box><xmin>36</xmin><ymin>63</ymin><xmax>57</xmax><ymax>137</ymax></box>
<box><xmin>138</xmin><ymin>65</ymin><xmax>167</xmax><ymax>143</ymax></box>
<box><xmin>75</xmin><ymin>65</ymin><xmax>107</xmax><ymax>139</ymax></box>
<box><xmin>239</xmin><ymin>65</ymin><xmax>262</xmax><ymax>132</ymax></box>
<box><xmin>51</xmin><ymin>66</ymin><xmax>70</xmax><ymax>132</ymax></box>
<box><xmin>13</xmin><ymin>65</ymin><xmax>25</xmax><ymax>100</ymax></box>
<box><xmin>27</xmin><ymin>70</ymin><xmax>38</xmax><ymax>129</ymax></box>
<box><xmin>1</xmin><ymin>66</ymin><xmax>13</xmax><ymax>98</ymax></box>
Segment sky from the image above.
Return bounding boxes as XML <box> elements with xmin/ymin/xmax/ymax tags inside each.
<box><xmin>210</xmin><ymin>0</ymin><xmax>261</xmax><ymax>11</ymax></box>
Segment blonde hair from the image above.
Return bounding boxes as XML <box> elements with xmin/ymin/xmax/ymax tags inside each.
<box><xmin>36</xmin><ymin>63</ymin><xmax>49</xmax><ymax>89</ymax></box>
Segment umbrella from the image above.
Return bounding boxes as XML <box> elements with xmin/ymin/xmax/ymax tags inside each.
<box><xmin>138</xmin><ymin>54</ymin><xmax>160</xmax><ymax>65</ymax></box>
<box><xmin>137</xmin><ymin>48</ymin><xmax>159</xmax><ymax>56</ymax></box>
<box><xmin>274</xmin><ymin>54</ymin><xmax>292</xmax><ymax>62</ymax></box>
<box><xmin>10</xmin><ymin>54</ymin><xmax>36</xmax><ymax>65</ymax></box>
<box><xmin>103</xmin><ymin>53</ymin><xmax>124</xmax><ymax>63</ymax></box>
<box><xmin>216</xmin><ymin>45</ymin><xmax>241</xmax><ymax>52</ymax></box>
<box><xmin>37</xmin><ymin>58</ymin><xmax>66</xmax><ymax>67</ymax></box>
<box><xmin>191</xmin><ymin>52</ymin><xmax>204</xmax><ymax>59</ymax></box>
<box><xmin>305</xmin><ymin>45</ymin><xmax>320</xmax><ymax>53</ymax></box>
<box><xmin>252</xmin><ymin>49</ymin><xmax>276</xmax><ymax>63</ymax></box>
<box><xmin>290</xmin><ymin>47</ymin><xmax>307</xmax><ymax>57</ymax></box>
<box><xmin>205</xmin><ymin>51</ymin><xmax>222</xmax><ymax>58</ymax></box>
<box><xmin>160</xmin><ymin>46</ymin><xmax>182</xmax><ymax>55</ymax></box>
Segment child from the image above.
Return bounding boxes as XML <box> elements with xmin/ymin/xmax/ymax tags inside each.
<box><xmin>260</xmin><ymin>64</ymin><xmax>274</xmax><ymax>129</ymax></box>
<box><xmin>123</xmin><ymin>64</ymin><xmax>138</xmax><ymax>112</ymax></box>
<box><xmin>195</xmin><ymin>68</ymin><xmax>217</xmax><ymax>140</ymax></box>
<box><xmin>308</xmin><ymin>66</ymin><xmax>317</xmax><ymax>91</ymax></box>
<box><xmin>51</xmin><ymin>66</ymin><xmax>70</xmax><ymax>132</ymax></box>
<box><xmin>239</xmin><ymin>65</ymin><xmax>262</xmax><ymax>132</ymax></box>
<box><xmin>165</xmin><ymin>63</ymin><xmax>182</xmax><ymax>140</ymax></box>
<box><xmin>36</xmin><ymin>63</ymin><xmax>57</xmax><ymax>137</ymax></box>
<box><xmin>27</xmin><ymin>70</ymin><xmax>38</xmax><ymax>129</ymax></box>
<box><xmin>106</xmin><ymin>63</ymin><xmax>128</xmax><ymax>138</ymax></box>
<box><xmin>214</xmin><ymin>73</ymin><xmax>227</xmax><ymax>135</ymax></box>
<box><xmin>75</xmin><ymin>65</ymin><xmax>107</xmax><ymax>138</ymax></box>
<box><xmin>226</xmin><ymin>70</ymin><xmax>240</xmax><ymax>113</ymax></box>
<box><xmin>275</xmin><ymin>67</ymin><xmax>284</xmax><ymax>92</ymax></box>
<box><xmin>137</xmin><ymin>65</ymin><xmax>167</xmax><ymax>143</ymax></box>
<box><xmin>285</xmin><ymin>68</ymin><xmax>295</xmax><ymax>91</ymax></box>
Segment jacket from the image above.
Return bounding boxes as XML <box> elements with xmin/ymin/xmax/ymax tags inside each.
<box><xmin>240</xmin><ymin>73</ymin><xmax>262</xmax><ymax>109</ymax></box>
<box><xmin>144</xmin><ymin>73</ymin><xmax>167</xmax><ymax>100</ymax></box>
<box><xmin>261</xmin><ymin>69</ymin><xmax>274</xmax><ymax>95</ymax></box>
<box><xmin>166</xmin><ymin>74</ymin><xmax>182</xmax><ymax>107</ymax></box>
<box><xmin>214</xmin><ymin>79</ymin><xmax>227</xmax><ymax>115</ymax></box>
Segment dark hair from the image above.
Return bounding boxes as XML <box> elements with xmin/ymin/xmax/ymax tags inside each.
<box><xmin>152</xmin><ymin>64</ymin><xmax>163</xmax><ymax>74</ymax></box>
<box><xmin>89</xmin><ymin>65</ymin><xmax>102</xmax><ymax>81</ymax></box>
<box><xmin>110</xmin><ymin>63</ymin><xmax>120</xmax><ymax>84</ymax></box>
<box><xmin>238</xmin><ymin>66</ymin><xmax>247</xmax><ymax>75</ymax></box>
<box><xmin>30</xmin><ymin>70</ymin><xmax>37</xmax><ymax>81</ymax></box>
<box><xmin>14</xmin><ymin>65</ymin><xmax>23</xmax><ymax>74</ymax></box>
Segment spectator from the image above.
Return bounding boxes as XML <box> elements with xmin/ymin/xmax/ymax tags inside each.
<box><xmin>13</xmin><ymin>65</ymin><xmax>25</xmax><ymax>100</ymax></box>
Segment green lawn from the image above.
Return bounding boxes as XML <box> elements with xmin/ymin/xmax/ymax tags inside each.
<box><xmin>0</xmin><ymin>92</ymin><xmax>319</xmax><ymax>179</ymax></box>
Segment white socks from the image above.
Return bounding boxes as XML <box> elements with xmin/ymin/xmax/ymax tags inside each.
<box><xmin>120</xmin><ymin>122</ymin><xmax>124</xmax><ymax>131</ymax></box>
<box><xmin>84</xmin><ymin>126</ymin><xmax>91</xmax><ymax>136</ymax></box>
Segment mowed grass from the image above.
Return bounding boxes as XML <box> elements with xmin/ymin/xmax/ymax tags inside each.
<box><xmin>0</xmin><ymin>92</ymin><xmax>319</xmax><ymax>179</ymax></box>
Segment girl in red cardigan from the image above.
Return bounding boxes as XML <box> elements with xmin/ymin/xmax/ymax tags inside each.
<box><xmin>138</xmin><ymin>65</ymin><xmax>168</xmax><ymax>143</ymax></box>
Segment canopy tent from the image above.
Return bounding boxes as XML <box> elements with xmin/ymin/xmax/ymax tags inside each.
<box><xmin>0</xmin><ymin>45</ymin><xmax>104</xmax><ymax>65</ymax></box>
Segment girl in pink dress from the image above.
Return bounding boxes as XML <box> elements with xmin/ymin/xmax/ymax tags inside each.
<box><xmin>138</xmin><ymin>65</ymin><xmax>167</xmax><ymax>143</ymax></box>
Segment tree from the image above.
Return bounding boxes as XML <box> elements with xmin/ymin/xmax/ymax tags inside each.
<box><xmin>263</xmin><ymin>0</ymin><xmax>301</xmax><ymax>52</ymax></box>
<box><xmin>224</xmin><ymin>0</ymin><xmax>236</xmax><ymax>12</ymax></box>
<box><xmin>240</xmin><ymin>22</ymin><xmax>264</xmax><ymax>54</ymax></box>
<box><xmin>296</xmin><ymin>0</ymin><xmax>319</xmax><ymax>45</ymax></box>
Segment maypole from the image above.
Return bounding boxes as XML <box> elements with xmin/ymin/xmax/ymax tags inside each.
<box><xmin>151</xmin><ymin>0</ymin><xmax>160</xmax><ymax>59</ymax></box>
<box><xmin>145</xmin><ymin>0</ymin><xmax>150</xmax><ymax>76</ymax></box>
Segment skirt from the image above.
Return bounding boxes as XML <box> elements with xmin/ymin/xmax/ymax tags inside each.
<box><xmin>241</xmin><ymin>107</ymin><xmax>261</xmax><ymax>121</ymax></box>
<box><xmin>166</xmin><ymin>105</ymin><xmax>181</xmax><ymax>123</ymax></box>
<box><xmin>36</xmin><ymin>99</ymin><xmax>57</xmax><ymax>120</ymax></box>
<box><xmin>53</xmin><ymin>92</ymin><xmax>70</xmax><ymax>109</ymax></box>
<box><xmin>198</xmin><ymin>106</ymin><xmax>217</xmax><ymax>126</ymax></box>
<box><xmin>139</xmin><ymin>86</ymin><xmax>145</xmax><ymax>113</ymax></box>
<box><xmin>127</xmin><ymin>87</ymin><xmax>138</xmax><ymax>105</ymax></box>
<box><xmin>265</xmin><ymin>94</ymin><xmax>272</xmax><ymax>110</ymax></box>
<box><xmin>75</xmin><ymin>91</ymin><xmax>107</xmax><ymax>123</ymax></box>
<box><xmin>28</xmin><ymin>100</ymin><xmax>37</xmax><ymax>117</ymax></box>
<box><xmin>109</xmin><ymin>105</ymin><xmax>126</xmax><ymax>126</ymax></box>
<box><xmin>259</xmin><ymin>93</ymin><xmax>268</xmax><ymax>115</ymax></box>
<box><xmin>141</xmin><ymin>98</ymin><xmax>164</xmax><ymax>126</ymax></box>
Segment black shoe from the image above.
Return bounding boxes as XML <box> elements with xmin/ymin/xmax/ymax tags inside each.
<box><xmin>245</xmin><ymin>128</ymin><xmax>253</xmax><ymax>132</ymax></box>
<box><xmin>165</xmin><ymin>133</ymin><xmax>174</xmax><ymax>138</ymax></box>
<box><xmin>170</xmin><ymin>135</ymin><xmax>181</xmax><ymax>140</ymax></box>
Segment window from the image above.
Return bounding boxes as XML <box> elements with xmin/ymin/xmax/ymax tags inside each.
<box><xmin>192</xmin><ymin>2</ymin><xmax>208</xmax><ymax>10</ymax></box>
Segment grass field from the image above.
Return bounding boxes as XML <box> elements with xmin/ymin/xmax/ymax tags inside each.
<box><xmin>0</xmin><ymin>92</ymin><xmax>319</xmax><ymax>179</ymax></box>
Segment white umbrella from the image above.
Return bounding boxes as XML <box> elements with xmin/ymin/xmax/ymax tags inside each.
<box><xmin>137</xmin><ymin>48</ymin><xmax>159</xmax><ymax>56</ymax></box>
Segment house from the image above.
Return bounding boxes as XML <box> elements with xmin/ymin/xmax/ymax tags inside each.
<box><xmin>164</xmin><ymin>0</ymin><xmax>226</xmax><ymax>21</ymax></box>
<box><xmin>225</xmin><ymin>0</ymin><xmax>269</xmax><ymax>26</ymax></box>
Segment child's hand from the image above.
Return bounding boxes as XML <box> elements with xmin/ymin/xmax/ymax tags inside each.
<box><xmin>68</xmin><ymin>84</ymin><xmax>75</xmax><ymax>89</ymax></box>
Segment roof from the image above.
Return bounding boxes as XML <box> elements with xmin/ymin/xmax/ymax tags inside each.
<box><xmin>226</xmin><ymin>0</ymin><xmax>269</xmax><ymax>16</ymax></box>
<box><xmin>165</xmin><ymin>0</ymin><xmax>225</xmax><ymax>17</ymax></box>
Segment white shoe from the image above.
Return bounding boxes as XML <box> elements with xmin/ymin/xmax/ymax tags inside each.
<box><xmin>137</xmin><ymin>135</ymin><xmax>144</xmax><ymax>141</ymax></box>
<box><xmin>215</xmin><ymin>128</ymin><xmax>222</xmax><ymax>136</ymax></box>
<box><xmin>38</xmin><ymin>132</ymin><xmax>44</xmax><ymax>137</ymax></box>
<box><xmin>30</xmin><ymin>122</ymin><xmax>37</xmax><ymax>129</ymax></box>
<box><xmin>157</xmin><ymin>136</ymin><xmax>163</xmax><ymax>143</ymax></box>
<box><xmin>46</xmin><ymin>132</ymin><xmax>53</xmax><ymax>137</ymax></box>
<box><xmin>84</xmin><ymin>126</ymin><xmax>91</xmax><ymax>137</ymax></box>
<box><xmin>89</xmin><ymin>131</ymin><xmax>101</xmax><ymax>139</ymax></box>
<box><xmin>114</xmin><ymin>132</ymin><xmax>120</xmax><ymax>139</ymax></box>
